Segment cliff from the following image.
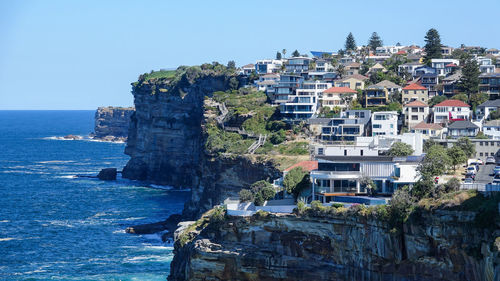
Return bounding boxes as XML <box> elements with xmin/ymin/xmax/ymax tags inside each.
<box><xmin>169</xmin><ymin>207</ymin><xmax>499</xmax><ymax>281</ymax></box>
<box><xmin>122</xmin><ymin>65</ymin><xmax>281</xmax><ymax>219</ymax></box>
<box><xmin>92</xmin><ymin>106</ymin><xmax>134</xmax><ymax>142</ymax></box>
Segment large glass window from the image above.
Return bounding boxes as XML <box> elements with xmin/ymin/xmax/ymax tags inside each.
<box><xmin>318</xmin><ymin>163</ymin><xmax>360</xmax><ymax>171</ymax></box>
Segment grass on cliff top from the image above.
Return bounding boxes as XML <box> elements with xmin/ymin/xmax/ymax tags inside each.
<box><xmin>142</xmin><ymin>70</ymin><xmax>177</xmax><ymax>81</ymax></box>
<box><xmin>177</xmin><ymin>206</ymin><xmax>226</xmax><ymax>247</ymax></box>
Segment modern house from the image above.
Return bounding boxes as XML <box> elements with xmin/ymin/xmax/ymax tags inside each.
<box><xmin>486</xmin><ymin>48</ymin><xmax>500</xmax><ymax>56</ymax></box>
<box><xmin>364</xmin><ymin>85</ymin><xmax>389</xmax><ymax>107</ymax></box>
<box><xmin>314</xmin><ymin>59</ymin><xmax>334</xmax><ymax>72</ymax></box>
<box><xmin>279</xmin><ymin>81</ymin><xmax>331</xmax><ymax>121</ymax></box>
<box><xmin>256</xmin><ymin>73</ymin><xmax>279</xmax><ymax>93</ymax></box>
<box><xmin>431</xmin><ymin>59</ymin><xmax>460</xmax><ymax>76</ymax></box>
<box><xmin>479</xmin><ymin>73</ymin><xmax>500</xmax><ymax>99</ymax></box>
<box><xmin>398</xmin><ymin>62</ymin><xmax>424</xmax><ymax>76</ymax></box>
<box><xmin>310</xmin><ymin>155</ymin><xmax>422</xmax><ymax>200</ymax></box>
<box><xmin>410</xmin><ymin>122</ymin><xmax>444</xmax><ymax>139</ymax></box>
<box><xmin>334</xmin><ymin>74</ymin><xmax>368</xmax><ymax>90</ymax></box>
<box><xmin>255</xmin><ymin>59</ymin><xmax>283</xmax><ymax>74</ymax></box>
<box><xmin>476</xmin><ymin>99</ymin><xmax>500</xmax><ymax>121</ymax></box>
<box><xmin>433</xmin><ymin>100</ymin><xmax>471</xmax><ymax>124</ymax></box>
<box><xmin>403</xmin><ymin>100</ymin><xmax>430</xmax><ymax>128</ymax></box>
<box><xmin>483</xmin><ymin>120</ymin><xmax>500</xmax><ymax>139</ymax></box>
<box><xmin>447</xmin><ymin>120</ymin><xmax>479</xmax><ymax>138</ymax></box>
<box><xmin>375</xmin><ymin>46</ymin><xmax>405</xmax><ymax>55</ymax></box>
<box><xmin>414</xmin><ymin>66</ymin><xmax>437</xmax><ymax>77</ymax></box>
<box><xmin>402</xmin><ymin>83</ymin><xmax>428</xmax><ymax>104</ymax></box>
<box><xmin>477</xmin><ymin>57</ymin><xmax>496</xmax><ymax>74</ymax></box>
<box><xmin>315</xmin><ymin>110</ymin><xmax>372</xmax><ymax>141</ymax></box>
<box><xmin>321</xmin><ymin>86</ymin><xmax>357</xmax><ymax>109</ymax></box>
<box><xmin>441</xmin><ymin>46</ymin><xmax>454</xmax><ymax>57</ymax></box>
<box><xmin>442</xmin><ymin>71</ymin><xmax>462</xmax><ymax>97</ymax></box>
<box><xmin>371</xmin><ymin>111</ymin><xmax>398</xmax><ymax>136</ymax></box>
<box><xmin>285</xmin><ymin>57</ymin><xmax>313</xmax><ymax>73</ymax></box>
<box><xmin>241</xmin><ymin>64</ymin><xmax>255</xmax><ymax>75</ymax></box>
<box><xmin>273</xmin><ymin>74</ymin><xmax>303</xmax><ymax>104</ymax></box>
<box><xmin>416</xmin><ymin>73</ymin><xmax>438</xmax><ymax>98</ymax></box>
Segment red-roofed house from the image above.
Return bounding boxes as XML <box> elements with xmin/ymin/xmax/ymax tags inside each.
<box><xmin>284</xmin><ymin>161</ymin><xmax>318</xmax><ymax>173</ymax></box>
<box><xmin>403</xmin><ymin>100</ymin><xmax>430</xmax><ymax>128</ymax></box>
<box><xmin>433</xmin><ymin>99</ymin><xmax>471</xmax><ymax>124</ymax></box>
<box><xmin>410</xmin><ymin>122</ymin><xmax>444</xmax><ymax>139</ymax></box>
<box><xmin>321</xmin><ymin>87</ymin><xmax>358</xmax><ymax>109</ymax></box>
<box><xmin>402</xmin><ymin>83</ymin><xmax>429</xmax><ymax>104</ymax></box>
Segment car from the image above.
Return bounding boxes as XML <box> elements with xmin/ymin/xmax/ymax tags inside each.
<box><xmin>468</xmin><ymin>159</ymin><xmax>483</xmax><ymax>166</ymax></box>
<box><xmin>494</xmin><ymin>166</ymin><xmax>500</xmax><ymax>175</ymax></box>
<box><xmin>486</xmin><ymin>156</ymin><xmax>496</xmax><ymax>165</ymax></box>
<box><xmin>465</xmin><ymin>172</ymin><xmax>475</xmax><ymax>179</ymax></box>
<box><xmin>466</xmin><ymin>166</ymin><xmax>477</xmax><ymax>174</ymax></box>
<box><xmin>493</xmin><ymin>178</ymin><xmax>500</xmax><ymax>185</ymax></box>
<box><xmin>464</xmin><ymin>178</ymin><xmax>474</xmax><ymax>184</ymax></box>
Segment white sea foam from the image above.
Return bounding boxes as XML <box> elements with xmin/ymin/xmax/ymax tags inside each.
<box><xmin>149</xmin><ymin>184</ymin><xmax>173</xmax><ymax>190</ymax></box>
<box><xmin>0</xmin><ymin>220</ymin><xmax>10</xmax><ymax>223</ymax></box>
<box><xmin>37</xmin><ymin>160</ymin><xmax>75</xmax><ymax>164</ymax></box>
<box><xmin>0</xmin><ymin>237</ymin><xmax>16</xmax><ymax>241</ymax></box>
<box><xmin>56</xmin><ymin>175</ymin><xmax>77</xmax><ymax>179</ymax></box>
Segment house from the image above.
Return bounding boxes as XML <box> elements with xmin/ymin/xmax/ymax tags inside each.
<box><xmin>431</xmin><ymin>59</ymin><xmax>460</xmax><ymax>76</ymax></box>
<box><xmin>366</xmin><ymin>63</ymin><xmax>387</xmax><ymax>75</ymax></box>
<box><xmin>241</xmin><ymin>64</ymin><xmax>255</xmax><ymax>75</ymax></box>
<box><xmin>437</xmin><ymin>138</ymin><xmax>500</xmax><ymax>161</ymax></box>
<box><xmin>310</xmin><ymin>51</ymin><xmax>336</xmax><ymax>58</ymax></box>
<box><xmin>433</xmin><ymin>100</ymin><xmax>471</xmax><ymax>124</ymax></box>
<box><xmin>375</xmin><ymin>46</ymin><xmax>405</xmax><ymax>55</ymax></box>
<box><xmin>402</xmin><ymin>83</ymin><xmax>429</xmax><ymax>104</ymax></box>
<box><xmin>345</xmin><ymin>62</ymin><xmax>361</xmax><ymax>76</ymax></box>
<box><xmin>339</xmin><ymin>56</ymin><xmax>356</xmax><ymax>65</ymax></box>
<box><xmin>279</xmin><ymin>81</ymin><xmax>331</xmax><ymax>121</ymax></box>
<box><xmin>285</xmin><ymin>57</ymin><xmax>312</xmax><ymax>73</ymax></box>
<box><xmin>447</xmin><ymin>120</ymin><xmax>479</xmax><ymax>138</ymax></box>
<box><xmin>410</xmin><ymin>122</ymin><xmax>444</xmax><ymax>139</ymax></box>
<box><xmin>414</xmin><ymin>65</ymin><xmax>437</xmax><ymax>77</ymax></box>
<box><xmin>416</xmin><ymin>73</ymin><xmax>438</xmax><ymax>98</ymax></box>
<box><xmin>256</xmin><ymin>73</ymin><xmax>280</xmax><ymax>94</ymax></box>
<box><xmin>273</xmin><ymin>161</ymin><xmax>319</xmax><ymax>197</ymax></box>
<box><xmin>476</xmin><ymin>99</ymin><xmax>500</xmax><ymax>121</ymax></box>
<box><xmin>442</xmin><ymin>71</ymin><xmax>462</xmax><ymax>97</ymax></box>
<box><xmin>310</xmin><ymin>155</ymin><xmax>422</xmax><ymax>200</ymax></box>
<box><xmin>314</xmin><ymin>59</ymin><xmax>334</xmax><ymax>72</ymax></box>
<box><xmin>479</xmin><ymin>73</ymin><xmax>500</xmax><ymax>99</ymax></box>
<box><xmin>403</xmin><ymin>100</ymin><xmax>429</xmax><ymax>128</ymax></box>
<box><xmin>255</xmin><ymin>59</ymin><xmax>283</xmax><ymax>74</ymax></box>
<box><xmin>314</xmin><ymin>110</ymin><xmax>371</xmax><ymax>141</ymax></box>
<box><xmin>398</xmin><ymin>62</ymin><xmax>423</xmax><ymax>76</ymax></box>
<box><xmin>371</xmin><ymin>111</ymin><xmax>398</xmax><ymax>136</ymax></box>
<box><xmin>334</xmin><ymin>74</ymin><xmax>368</xmax><ymax>90</ymax></box>
<box><xmin>364</xmin><ymin>85</ymin><xmax>389</xmax><ymax>107</ymax></box>
<box><xmin>476</xmin><ymin>57</ymin><xmax>496</xmax><ymax>74</ymax></box>
<box><xmin>441</xmin><ymin>46</ymin><xmax>454</xmax><ymax>57</ymax></box>
<box><xmin>321</xmin><ymin>87</ymin><xmax>357</xmax><ymax>109</ymax></box>
<box><xmin>366</xmin><ymin>55</ymin><xmax>391</xmax><ymax>63</ymax></box>
<box><xmin>483</xmin><ymin>120</ymin><xmax>500</xmax><ymax>139</ymax></box>
<box><xmin>273</xmin><ymin>74</ymin><xmax>303</xmax><ymax>104</ymax></box>
<box><xmin>486</xmin><ymin>48</ymin><xmax>500</xmax><ymax>56</ymax></box>
<box><xmin>308</xmin><ymin>72</ymin><xmax>338</xmax><ymax>82</ymax></box>
<box><xmin>374</xmin><ymin>80</ymin><xmax>402</xmax><ymax>95</ymax></box>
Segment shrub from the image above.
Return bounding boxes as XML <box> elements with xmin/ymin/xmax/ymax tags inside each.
<box><xmin>296</xmin><ymin>201</ymin><xmax>306</xmax><ymax>214</ymax></box>
<box><xmin>284</xmin><ymin>167</ymin><xmax>310</xmax><ymax>199</ymax></box>
<box><xmin>254</xmin><ymin>192</ymin><xmax>265</xmax><ymax>206</ymax></box>
<box><xmin>270</xmin><ymin>129</ymin><xmax>286</xmax><ymax>144</ymax></box>
<box><xmin>331</xmin><ymin>203</ymin><xmax>344</xmax><ymax>208</ymax></box>
<box><xmin>209</xmin><ymin>206</ymin><xmax>226</xmax><ymax>223</ymax></box>
<box><xmin>239</xmin><ymin>189</ymin><xmax>253</xmax><ymax>202</ymax></box>
<box><xmin>444</xmin><ymin>178</ymin><xmax>461</xmax><ymax>193</ymax></box>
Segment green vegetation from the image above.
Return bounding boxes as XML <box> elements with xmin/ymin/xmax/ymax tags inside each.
<box><xmin>423</xmin><ymin>28</ymin><xmax>442</xmax><ymax>65</ymax></box>
<box><xmin>365</xmin><ymin>102</ymin><xmax>402</xmax><ymax>113</ymax></box>
<box><xmin>417</xmin><ymin>144</ymin><xmax>451</xmax><ymax>180</ymax></box>
<box><xmin>141</xmin><ymin>69</ymin><xmax>177</xmax><ymax>80</ymax></box>
<box><xmin>283</xmin><ymin>167</ymin><xmax>310</xmax><ymax>199</ymax></box>
<box><xmin>205</xmin><ymin>123</ymin><xmax>254</xmax><ymax>154</ymax></box>
<box><xmin>177</xmin><ymin>206</ymin><xmax>227</xmax><ymax>247</ymax></box>
<box><xmin>428</xmin><ymin>95</ymin><xmax>447</xmax><ymax>106</ymax></box>
<box><xmin>345</xmin><ymin>32</ymin><xmax>356</xmax><ymax>51</ymax></box>
<box><xmin>368</xmin><ymin>32</ymin><xmax>383</xmax><ymax>52</ymax></box>
<box><xmin>458</xmin><ymin>55</ymin><xmax>480</xmax><ymax>95</ymax></box>
<box><xmin>239</xmin><ymin>180</ymin><xmax>276</xmax><ymax>206</ymax></box>
<box><xmin>387</xmin><ymin>142</ymin><xmax>414</xmax><ymax>157</ymax></box>
<box><xmin>447</xmin><ymin>145</ymin><xmax>467</xmax><ymax>171</ymax></box>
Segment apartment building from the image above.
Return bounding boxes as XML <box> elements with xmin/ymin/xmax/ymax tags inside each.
<box><xmin>371</xmin><ymin>111</ymin><xmax>398</xmax><ymax>136</ymax></box>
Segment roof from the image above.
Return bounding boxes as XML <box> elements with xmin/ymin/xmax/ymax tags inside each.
<box><xmin>257</xmin><ymin>80</ymin><xmax>277</xmax><ymax>85</ymax></box>
<box><xmin>316</xmin><ymin>155</ymin><xmax>423</xmax><ymax>163</ymax></box>
<box><xmin>478</xmin><ymin>99</ymin><xmax>500</xmax><ymax>108</ymax></box>
<box><xmin>403</xmin><ymin>83</ymin><xmax>427</xmax><ymax>91</ymax></box>
<box><xmin>434</xmin><ymin>99</ymin><xmax>470</xmax><ymax>107</ymax></box>
<box><xmin>396</xmin><ymin>50</ymin><xmax>406</xmax><ymax>55</ymax></box>
<box><xmin>370</xmin><ymin>63</ymin><xmax>386</xmax><ymax>70</ymax></box>
<box><xmin>284</xmin><ymin>161</ymin><xmax>318</xmax><ymax>172</ymax></box>
<box><xmin>484</xmin><ymin>120</ymin><xmax>500</xmax><ymax>127</ymax></box>
<box><xmin>448</xmin><ymin>120</ymin><xmax>479</xmax><ymax>129</ymax></box>
<box><xmin>262</xmin><ymin>73</ymin><xmax>279</xmax><ymax>78</ymax></box>
<box><xmin>445</xmin><ymin>63</ymin><xmax>458</xmax><ymax>67</ymax></box>
<box><xmin>323</xmin><ymin>86</ymin><xmax>357</xmax><ymax>94</ymax></box>
<box><xmin>442</xmin><ymin>71</ymin><xmax>462</xmax><ymax>82</ymax></box>
<box><xmin>341</xmin><ymin>74</ymin><xmax>369</xmax><ymax>81</ymax></box>
<box><xmin>375</xmin><ymin>80</ymin><xmax>401</xmax><ymax>89</ymax></box>
<box><xmin>307</xmin><ymin>118</ymin><xmax>332</xmax><ymax>125</ymax></box>
<box><xmin>346</xmin><ymin>62</ymin><xmax>361</xmax><ymax>68</ymax></box>
<box><xmin>413</xmin><ymin>122</ymin><xmax>443</xmax><ymax>130</ymax></box>
<box><xmin>404</xmin><ymin>100</ymin><xmax>428</xmax><ymax>107</ymax></box>
<box><xmin>242</xmin><ymin>63</ymin><xmax>254</xmax><ymax>68</ymax></box>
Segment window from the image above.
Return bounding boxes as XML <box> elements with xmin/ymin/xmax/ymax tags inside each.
<box><xmin>344</xmin><ymin>150</ymin><xmax>347</xmax><ymax>156</ymax></box>
<box><xmin>322</xmin><ymin>180</ymin><xmax>330</xmax><ymax>187</ymax></box>
<box><xmin>491</xmin><ymin>142</ymin><xmax>495</xmax><ymax>146</ymax></box>
<box><xmin>318</xmin><ymin>148</ymin><xmax>324</xmax><ymax>155</ymax></box>
<box><xmin>318</xmin><ymin>163</ymin><xmax>360</xmax><ymax>171</ymax></box>
<box><xmin>373</xmin><ymin>124</ymin><xmax>381</xmax><ymax>128</ymax></box>
<box><xmin>480</xmin><ymin>142</ymin><xmax>484</xmax><ymax>146</ymax></box>
<box><xmin>492</xmin><ymin>153</ymin><xmax>496</xmax><ymax>156</ymax></box>
<box><xmin>360</xmin><ymin>150</ymin><xmax>363</xmax><ymax>156</ymax></box>
<box><xmin>390</xmin><ymin>124</ymin><xmax>394</xmax><ymax>128</ymax></box>
<box><xmin>480</xmin><ymin>153</ymin><xmax>483</xmax><ymax>156</ymax></box>
<box><xmin>411</xmin><ymin>116</ymin><xmax>418</xmax><ymax>120</ymax></box>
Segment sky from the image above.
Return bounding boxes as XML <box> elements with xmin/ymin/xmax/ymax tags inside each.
<box><xmin>1</xmin><ymin>0</ymin><xmax>499</xmax><ymax>110</ymax></box>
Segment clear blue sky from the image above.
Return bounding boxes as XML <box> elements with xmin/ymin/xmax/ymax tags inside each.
<box><xmin>1</xmin><ymin>0</ymin><xmax>499</xmax><ymax>109</ymax></box>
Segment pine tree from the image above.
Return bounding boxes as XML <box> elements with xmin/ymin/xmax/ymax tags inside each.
<box><xmin>345</xmin><ymin>32</ymin><xmax>356</xmax><ymax>52</ymax></box>
<box><xmin>423</xmin><ymin>28</ymin><xmax>442</xmax><ymax>65</ymax></box>
<box><xmin>292</xmin><ymin>50</ymin><xmax>300</xmax><ymax>57</ymax></box>
<box><xmin>459</xmin><ymin>56</ymin><xmax>480</xmax><ymax>96</ymax></box>
<box><xmin>368</xmin><ymin>32</ymin><xmax>383</xmax><ymax>52</ymax></box>
<box><xmin>276</xmin><ymin>51</ymin><xmax>282</xmax><ymax>60</ymax></box>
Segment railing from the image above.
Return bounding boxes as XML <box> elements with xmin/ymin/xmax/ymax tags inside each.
<box><xmin>224</xmin><ymin>127</ymin><xmax>257</xmax><ymax>138</ymax></box>
<box><xmin>248</xmin><ymin>134</ymin><xmax>267</xmax><ymax>154</ymax></box>
<box><xmin>460</xmin><ymin>183</ymin><xmax>500</xmax><ymax>196</ymax></box>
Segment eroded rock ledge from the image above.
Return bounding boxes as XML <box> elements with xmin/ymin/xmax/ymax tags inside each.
<box><xmin>93</xmin><ymin>106</ymin><xmax>134</xmax><ymax>142</ymax></box>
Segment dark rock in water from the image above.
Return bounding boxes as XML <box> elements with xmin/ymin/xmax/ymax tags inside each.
<box><xmin>126</xmin><ymin>214</ymin><xmax>182</xmax><ymax>235</ymax></box>
<box><xmin>63</xmin><ymin>134</ymin><xmax>82</xmax><ymax>140</ymax></box>
<box><xmin>97</xmin><ymin>168</ymin><xmax>117</xmax><ymax>180</ymax></box>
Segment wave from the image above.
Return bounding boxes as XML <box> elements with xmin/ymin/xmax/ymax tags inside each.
<box><xmin>148</xmin><ymin>184</ymin><xmax>174</xmax><ymax>190</ymax></box>
<box><xmin>55</xmin><ymin>175</ymin><xmax>78</xmax><ymax>179</ymax></box>
<box><xmin>0</xmin><ymin>237</ymin><xmax>17</xmax><ymax>241</ymax></box>
<box><xmin>37</xmin><ymin>160</ymin><xmax>76</xmax><ymax>164</ymax></box>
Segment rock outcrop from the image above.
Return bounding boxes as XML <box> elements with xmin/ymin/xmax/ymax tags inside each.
<box><xmin>92</xmin><ymin>106</ymin><xmax>134</xmax><ymax>142</ymax></box>
<box><xmin>169</xmin><ymin>211</ymin><xmax>499</xmax><ymax>281</ymax></box>
<box><xmin>97</xmin><ymin>168</ymin><xmax>117</xmax><ymax>180</ymax></box>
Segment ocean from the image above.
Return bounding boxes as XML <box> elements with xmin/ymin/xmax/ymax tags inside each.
<box><xmin>0</xmin><ymin>110</ymin><xmax>189</xmax><ymax>280</ymax></box>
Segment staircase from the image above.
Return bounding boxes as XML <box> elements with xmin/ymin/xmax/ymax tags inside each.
<box><xmin>215</xmin><ymin>102</ymin><xmax>228</xmax><ymax>127</ymax></box>
<box><xmin>248</xmin><ymin>134</ymin><xmax>267</xmax><ymax>154</ymax></box>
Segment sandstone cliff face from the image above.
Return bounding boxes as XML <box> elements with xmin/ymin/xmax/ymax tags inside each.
<box><xmin>93</xmin><ymin>106</ymin><xmax>134</xmax><ymax>141</ymax></box>
<box><xmin>169</xmin><ymin>212</ymin><xmax>499</xmax><ymax>281</ymax></box>
<box><xmin>122</xmin><ymin>70</ymin><xmax>280</xmax><ymax>218</ymax></box>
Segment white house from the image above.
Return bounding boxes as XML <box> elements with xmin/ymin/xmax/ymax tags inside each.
<box><xmin>255</xmin><ymin>59</ymin><xmax>283</xmax><ymax>74</ymax></box>
<box><xmin>433</xmin><ymin>99</ymin><xmax>471</xmax><ymax>124</ymax></box>
<box><xmin>476</xmin><ymin>57</ymin><xmax>496</xmax><ymax>74</ymax></box>
<box><xmin>398</xmin><ymin>62</ymin><xmax>424</xmax><ymax>76</ymax></box>
<box><xmin>403</xmin><ymin>100</ymin><xmax>430</xmax><ymax>129</ymax></box>
<box><xmin>279</xmin><ymin>81</ymin><xmax>331</xmax><ymax>121</ymax></box>
<box><xmin>240</xmin><ymin>64</ymin><xmax>255</xmax><ymax>75</ymax></box>
<box><xmin>431</xmin><ymin>59</ymin><xmax>460</xmax><ymax>76</ymax></box>
<box><xmin>371</xmin><ymin>111</ymin><xmax>398</xmax><ymax>136</ymax></box>
<box><xmin>256</xmin><ymin>73</ymin><xmax>280</xmax><ymax>94</ymax></box>
<box><xmin>482</xmin><ymin>120</ymin><xmax>500</xmax><ymax>139</ymax></box>
<box><xmin>476</xmin><ymin>99</ymin><xmax>500</xmax><ymax>121</ymax></box>
<box><xmin>375</xmin><ymin>46</ymin><xmax>406</xmax><ymax>55</ymax></box>
<box><xmin>320</xmin><ymin>86</ymin><xmax>357</xmax><ymax>109</ymax></box>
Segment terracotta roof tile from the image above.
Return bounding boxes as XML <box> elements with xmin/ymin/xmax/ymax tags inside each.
<box><xmin>284</xmin><ymin>161</ymin><xmax>318</xmax><ymax>172</ymax></box>
<box><xmin>404</xmin><ymin>100</ymin><xmax>428</xmax><ymax>107</ymax></box>
<box><xmin>324</xmin><ymin>87</ymin><xmax>357</xmax><ymax>94</ymax></box>
<box><xmin>413</xmin><ymin>122</ymin><xmax>443</xmax><ymax>130</ymax></box>
<box><xmin>403</xmin><ymin>83</ymin><xmax>427</xmax><ymax>91</ymax></box>
<box><xmin>434</xmin><ymin>100</ymin><xmax>470</xmax><ymax>107</ymax></box>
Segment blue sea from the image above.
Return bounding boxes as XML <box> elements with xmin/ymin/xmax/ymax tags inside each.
<box><xmin>0</xmin><ymin>111</ymin><xmax>189</xmax><ymax>280</ymax></box>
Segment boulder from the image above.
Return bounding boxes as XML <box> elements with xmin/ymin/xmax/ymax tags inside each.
<box><xmin>97</xmin><ymin>168</ymin><xmax>117</xmax><ymax>180</ymax></box>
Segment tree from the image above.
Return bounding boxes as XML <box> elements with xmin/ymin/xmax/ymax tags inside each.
<box><xmin>428</xmin><ymin>95</ymin><xmax>447</xmax><ymax>107</ymax></box>
<box><xmin>475</xmin><ymin>131</ymin><xmax>489</xmax><ymax>139</ymax></box>
<box><xmin>447</xmin><ymin>145</ymin><xmax>467</xmax><ymax>171</ymax></box>
<box><xmin>270</xmin><ymin>129</ymin><xmax>286</xmax><ymax>144</ymax></box>
<box><xmin>283</xmin><ymin>167</ymin><xmax>309</xmax><ymax>200</ymax></box>
<box><xmin>456</xmin><ymin>137</ymin><xmax>475</xmax><ymax>158</ymax></box>
<box><xmin>229</xmin><ymin>77</ymin><xmax>239</xmax><ymax>90</ymax></box>
<box><xmin>227</xmin><ymin>60</ymin><xmax>236</xmax><ymax>69</ymax></box>
<box><xmin>451</xmin><ymin>93</ymin><xmax>468</xmax><ymax>103</ymax></box>
<box><xmin>469</xmin><ymin>92</ymin><xmax>488</xmax><ymax>112</ymax></box>
<box><xmin>444</xmin><ymin>177</ymin><xmax>461</xmax><ymax>193</ymax></box>
<box><xmin>239</xmin><ymin>189</ymin><xmax>253</xmax><ymax>202</ymax></box>
<box><xmin>345</xmin><ymin>32</ymin><xmax>356</xmax><ymax>52</ymax></box>
<box><xmin>417</xmin><ymin>144</ymin><xmax>451</xmax><ymax>180</ymax></box>
<box><xmin>250</xmin><ymin>180</ymin><xmax>276</xmax><ymax>206</ymax></box>
<box><xmin>292</xmin><ymin>50</ymin><xmax>300</xmax><ymax>57</ymax></box>
<box><xmin>336</xmin><ymin>64</ymin><xmax>346</xmax><ymax>78</ymax></box>
<box><xmin>423</xmin><ymin>139</ymin><xmax>438</xmax><ymax>153</ymax></box>
<box><xmin>423</xmin><ymin>28</ymin><xmax>442</xmax><ymax>65</ymax></box>
<box><xmin>276</xmin><ymin>51</ymin><xmax>282</xmax><ymax>60</ymax></box>
<box><xmin>459</xmin><ymin>56</ymin><xmax>480</xmax><ymax>96</ymax></box>
<box><xmin>368</xmin><ymin>32</ymin><xmax>383</xmax><ymax>52</ymax></box>
<box><xmin>359</xmin><ymin>175</ymin><xmax>376</xmax><ymax>196</ymax></box>
<box><xmin>387</xmin><ymin>142</ymin><xmax>414</xmax><ymax>156</ymax></box>
<box><xmin>411</xmin><ymin>178</ymin><xmax>436</xmax><ymax>199</ymax></box>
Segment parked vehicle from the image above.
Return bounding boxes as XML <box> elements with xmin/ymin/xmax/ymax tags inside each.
<box><xmin>464</xmin><ymin>178</ymin><xmax>474</xmax><ymax>184</ymax></box>
<box><xmin>493</xmin><ymin>178</ymin><xmax>500</xmax><ymax>185</ymax></box>
<box><xmin>465</xmin><ymin>172</ymin><xmax>475</xmax><ymax>180</ymax></box>
<box><xmin>493</xmin><ymin>166</ymin><xmax>500</xmax><ymax>175</ymax></box>
<box><xmin>486</xmin><ymin>156</ymin><xmax>496</xmax><ymax>165</ymax></box>
<box><xmin>468</xmin><ymin>159</ymin><xmax>483</xmax><ymax>166</ymax></box>
<box><xmin>466</xmin><ymin>166</ymin><xmax>477</xmax><ymax>174</ymax></box>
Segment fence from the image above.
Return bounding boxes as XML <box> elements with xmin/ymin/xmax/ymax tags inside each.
<box><xmin>460</xmin><ymin>183</ymin><xmax>500</xmax><ymax>196</ymax></box>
